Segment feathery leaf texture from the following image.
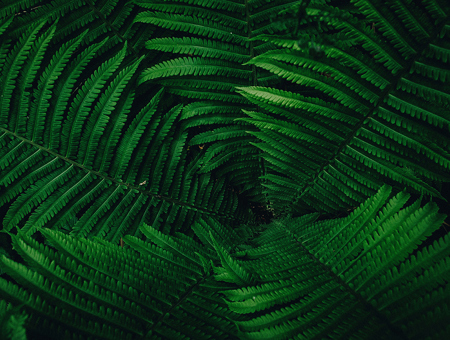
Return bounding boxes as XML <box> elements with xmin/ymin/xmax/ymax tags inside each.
<box><xmin>0</xmin><ymin>0</ymin><xmax>154</xmax><ymax>54</ymax></box>
<box><xmin>0</xmin><ymin>13</ymin><xmax>248</xmax><ymax>240</ymax></box>
<box><xmin>0</xmin><ymin>224</ymin><xmax>239</xmax><ymax>339</ymax></box>
<box><xmin>133</xmin><ymin>0</ymin><xmax>312</xmax><ymax>202</ymax></box>
<box><xmin>0</xmin><ymin>187</ymin><xmax>448</xmax><ymax>339</ymax></box>
<box><xmin>240</xmin><ymin>0</ymin><xmax>450</xmax><ymax>214</ymax></box>
<box><xmin>0</xmin><ymin>1</ymin><xmax>449</xmax><ymax>339</ymax></box>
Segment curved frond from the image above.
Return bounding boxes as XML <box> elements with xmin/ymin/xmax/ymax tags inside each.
<box><xmin>0</xmin><ymin>187</ymin><xmax>448</xmax><ymax>339</ymax></box>
<box><xmin>0</xmin><ymin>2</ymin><xmax>449</xmax><ymax>339</ymax></box>
<box><xmin>0</xmin><ymin>227</ymin><xmax>239</xmax><ymax>339</ymax></box>
<box><xmin>0</xmin><ymin>0</ymin><xmax>154</xmax><ymax>54</ymax></box>
<box><xmin>145</xmin><ymin>37</ymin><xmax>250</xmax><ymax>63</ymax></box>
<box><xmin>134</xmin><ymin>0</ymin><xmax>310</xmax><ymax>206</ymax></box>
<box><xmin>218</xmin><ymin>186</ymin><xmax>450</xmax><ymax>339</ymax></box>
<box><xmin>0</xmin><ymin>16</ymin><xmax>249</xmax><ymax>239</ymax></box>
<box><xmin>242</xmin><ymin>1</ymin><xmax>450</xmax><ymax>214</ymax></box>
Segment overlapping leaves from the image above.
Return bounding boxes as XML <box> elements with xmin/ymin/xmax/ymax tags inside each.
<box><xmin>0</xmin><ymin>17</ymin><xmax>248</xmax><ymax>240</ymax></box>
<box><xmin>217</xmin><ymin>185</ymin><xmax>450</xmax><ymax>339</ymax></box>
<box><xmin>133</xmin><ymin>0</ymin><xmax>317</xmax><ymax>203</ymax></box>
<box><xmin>238</xmin><ymin>0</ymin><xmax>450</xmax><ymax>214</ymax></box>
<box><xmin>0</xmin><ymin>186</ymin><xmax>448</xmax><ymax>339</ymax></box>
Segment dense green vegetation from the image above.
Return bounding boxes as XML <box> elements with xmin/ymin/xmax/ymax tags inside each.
<box><xmin>0</xmin><ymin>0</ymin><xmax>449</xmax><ymax>339</ymax></box>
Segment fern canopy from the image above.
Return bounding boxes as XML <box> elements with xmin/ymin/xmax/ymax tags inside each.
<box><xmin>0</xmin><ymin>186</ymin><xmax>448</xmax><ymax>339</ymax></box>
<box><xmin>0</xmin><ymin>12</ymin><xmax>249</xmax><ymax>241</ymax></box>
<box><xmin>240</xmin><ymin>0</ymin><xmax>450</xmax><ymax>214</ymax></box>
<box><xmin>0</xmin><ymin>0</ymin><xmax>449</xmax><ymax>339</ymax></box>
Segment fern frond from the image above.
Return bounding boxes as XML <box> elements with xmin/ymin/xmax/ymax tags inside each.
<box><xmin>0</xmin><ymin>19</ymin><xmax>47</xmax><ymax>128</ymax></box>
<box><xmin>79</xmin><ymin>55</ymin><xmax>145</xmax><ymax>169</ymax></box>
<box><xmin>241</xmin><ymin>0</ymin><xmax>450</xmax><ymax>213</ymax></box>
<box><xmin>0</xmin><ymin>2</ymin><xmax>448</xmax><ymax>339</ymax></box>
<box><xmin>145</xmin><ymin>37</ymin><xmax>250</xmax><ymax>63</ymax></box>
<box><xmin>0</xmin><ymin>225</ymin><xmax>240</xmax><ymax>339</ymax></box>
<box><xmin>0</xmin><ymin>186</ymin><xmax>449</xmax><ymax>338</ymax></box>
<box><xmin>49</xmin><ymin>37</ymin><xmax>110</xmax><ymax>150</ymax></box>
<box><xmin>139</xmin><ymin>57</ymin><xmax>252</xmax><ymax>84</ymax></box>
<box><xmin>135</xmin><ymin>12</ymin><xmax>247</xmax><ymax>44</ymax></box>
<box><xmin>63</xmin><ymin>42</ymin><xmax>127</xmax><ymax>159</ymax></box>
<box><xmin>28</xmin><ymin>26</ymin><xmax>84</xmax><ymax>144</ymax></box>
<box><xmin>134</xmin><ymin>0</ymin><xmax>318</xmax><ymax>206</ymax></box>
<box><xmin>215</xmin><ymin>186</ymin><xmax>450</xmax><ymax>339</ymax></box>
<box><xmin>353</xmin><ymin>0</ymin><xmax>417</xmax><ymax>58</ymax></box>
<box><xmin>0</xmin><ymin>0</ymin><xmax>154</xmax><ymax>54</ymax></box>
<box><xmin>135</xmin><ymin>0</ymin><xmax>245</xmax><ymax>12</ymax></box>
<box><xmin>0</xmin><ymin>301</ymin><xmax>27</xmax><ymax>340</ymax></box>
<box><xmin>0</xmin><ymin>18</ymin><xmax>248</xmax><ymax>238</ymax></box>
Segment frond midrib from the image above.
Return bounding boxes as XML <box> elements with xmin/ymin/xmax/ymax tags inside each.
<box><xmin>0</xmin><ymin>126</ymin><xmax>242</xmax><ymax>222</ymax></box>
<box><xmin>255</xmin><ymin>219</ymin><xmax>409</xmax><ymax>339</ymax></box>
<box><xmin>144</xmin><ymin>274</ymin><xmax>209</xmax><ymax>337</ymax></box>
<box><xmin>284</xmin><ymin>17</ymin><xmax>450</xmax><ymax>215</ymax></box>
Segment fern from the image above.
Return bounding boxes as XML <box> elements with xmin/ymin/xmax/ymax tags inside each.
<box><xmin>0</xmin><ymin>1</ymin><xmax>449</xmax><ymax>339</ymax></box>
<box><xmin>0</xmin><ymin>0</ymin><xmax>154</xmax><ymax>55</ymax></box>
<box><xmin>0</xmin><ymin>187</ymin><xmax>448</xmax><ymax>339</ymax></box>
<box><xmin>218</xmin><ymin>186</ymin><xmax>450</xmax><ymax>339</ymax></box>
<box><xmin>239</xmin><ymin>0</ymin><xmax>450</xmax><ymax>214</ymax></box>
<box><xmin>0</xmin><ymin>220</ymin><xmax>242</xmax><ymax>339</ymax></box>
<box><xmin>0</xmin><ymin>301</ymin><xmax>27</xmax><ymax>340</ymax></box>
<box><xmin>132</xmin><ymin>0</ymin><xmax>318</xmax><ymax>204</ymax></box>
<box><xmin>0</xmin><ymin>15</ymin><xmax>249</xmax><ymax>240</ymax></box>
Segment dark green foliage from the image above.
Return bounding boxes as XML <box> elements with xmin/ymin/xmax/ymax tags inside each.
<box><xmin>220</xmin><ymin>186</ymin><xmax>449</xmax><ymax>339</ymax></box>
<box><xmin>0</xmin><ymin>11</ymin><xmax>249</xmax><ymax>240</ymax></box>
<box><xmin>0</xmin><ymin>301</ymin><xmax>27</xmax><ymax>340</ymax></box>
<box><xmin>0</xmin><ymin>0</ymin><xmax>154</xmax><ymax>55</ymax></box>
<box><xmin>0</xmin><ymin>0</ymin><xmax>449</xmax><ymax>339</ymax></box>
<box><xmin>0</xmin><ymin>186</ymin><xmax>448</xmax><ymax>339</ymax></box>
<box><xmin>133</xmin><ymin>0</ymin><xmax>316</xmax><ymax>203</ymax></box>
<box><xmin>0</xmin><ymin>221</ymin><xmax>242</xmax><ymax>339</ymax></box>
<box><xmin>239</xmin><ymin>0</ymin><xmax>450</xmax><ymax>214</ymax></box>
